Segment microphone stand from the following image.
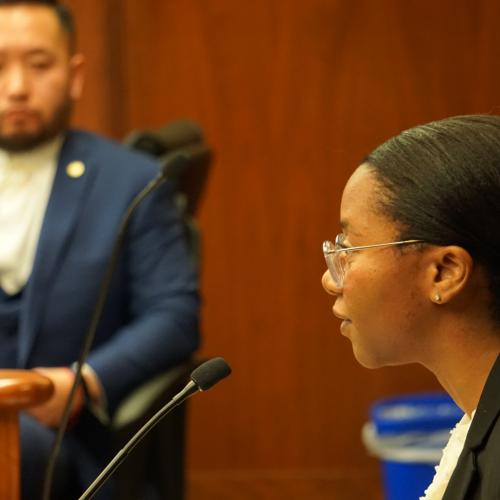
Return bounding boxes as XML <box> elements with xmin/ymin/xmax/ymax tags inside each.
<box><xmin>79</xmin><ymin>357</ymin><xmax>231</xmax><ymax>500</ymax></box>
<box><xmin>41</xmin><ymin>154</ymin><xmax>188</xmax><ymax>500</ymax></box>
<box><xmin>79</xmin><ymin>381</ymin><xmax>198</xmax><ymax>500</ymax></box>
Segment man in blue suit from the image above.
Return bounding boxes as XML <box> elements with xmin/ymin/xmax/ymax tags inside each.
<box><xmin>0</xmin><ymin>1</ymin><xmax>200</xmax><ymax>498</ymax></box>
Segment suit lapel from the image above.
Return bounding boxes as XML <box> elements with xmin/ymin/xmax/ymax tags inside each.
<box><xmin>442</xmin><ymin>450</ymin><xmax>476</xmax><ymax>500</ymax></box>
<box><xmin>442</xmin><ymin>355</ymin><xmax>500</xmax><ymax>499</ymax></box>
<box><xmin>463</xmin><ymin>355</ymin><xmax>500</xmax><ymax>450</ymax></box>
<box><xmin>18</xmin><ymin>132</ymin><xmax>96</xmax><ymax>366</ymax></box>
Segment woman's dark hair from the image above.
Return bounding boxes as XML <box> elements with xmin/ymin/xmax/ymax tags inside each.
<box><xmin>0</xmin><ymin>1</ymin><xmax>75</xmax><ymax>51</ymax></box>
<box><xmin>365</xmin><ymin>114</ymin><xmax>500</xmax><ymax>324</ymax></box>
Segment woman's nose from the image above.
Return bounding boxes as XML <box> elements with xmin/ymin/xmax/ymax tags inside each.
<box><xmin>321</xmin><ymin>269</ymin><xmax>342</xmax><ymax>296</ymax></box>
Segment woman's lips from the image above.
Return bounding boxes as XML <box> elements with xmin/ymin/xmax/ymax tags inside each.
<box><xmin>333</xmin><ymin>308</ymin><xmax>351</xmax><ymax>335</ymax></box>
<box><xmin>333</xmin><ymin>307</ymin><xmax>349</xmax><ymax>322</ymax></box>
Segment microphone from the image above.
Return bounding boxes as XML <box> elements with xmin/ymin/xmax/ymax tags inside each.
<box><xmin>78</xmin><ymin>357</ymin><xmax>231</xmax><ymax>500</ymax></box>
<box><xmin>124</xmin><ymin>120</ymin><xmax>203</xmax><ymax>157</ymax></box>
<box><xmin>41</xmin><ymin>152</ymin><xmax>189</xmax><ymax>500</ymax></box>
<box><xmin>190</xmin><ymin>356</ymin><xmax>232</xmax><ymax>390</ymax></box>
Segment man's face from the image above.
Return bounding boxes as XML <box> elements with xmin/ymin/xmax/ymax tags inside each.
<box><xmin>0</xmin><ymin>5</ymin><xmax>84</xmax><ymax>151</ymax></box>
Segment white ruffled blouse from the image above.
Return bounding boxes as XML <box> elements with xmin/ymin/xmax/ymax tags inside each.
<box><xmin>420</xmin><ymin>410</ymin><xmax>475</xmax><ymax>500</ymax></box>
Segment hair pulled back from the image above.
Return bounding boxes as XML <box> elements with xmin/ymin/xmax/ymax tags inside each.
<box><xmin>365</xmin><ymin>115</ymin><xmax>500</xmax><ymax>324</ymax></box>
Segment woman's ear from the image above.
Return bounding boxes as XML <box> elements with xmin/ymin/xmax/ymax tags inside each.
<box><xmin>427</xmin><ymin>246</ymin><xmax>473</xmax><ymax>304</ymax></box>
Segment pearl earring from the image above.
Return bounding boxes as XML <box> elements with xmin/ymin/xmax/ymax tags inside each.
<box><xmin>434</xmin><ymin>293</ymin><xmax>442</xmax><ymax>303</ymax></box>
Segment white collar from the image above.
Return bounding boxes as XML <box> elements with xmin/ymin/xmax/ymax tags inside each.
<box><xmin>0</xmin><ymin>135</ymin><xmax>64</xmax><ymax>173</ymax></box>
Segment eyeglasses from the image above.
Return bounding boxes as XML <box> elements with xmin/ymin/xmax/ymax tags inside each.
<box><xmin>323</xmin><ymin>234</ymin><xmax>424</xmax><ymax>289</ymax></box>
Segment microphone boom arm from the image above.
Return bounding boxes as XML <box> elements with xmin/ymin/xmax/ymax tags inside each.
<box><xmin>79</xmin><ymin>357</ymin><xmax>231</xmax><ymax>500</ymax></box>
<box><xmin>78</xmin><ymin>380</ymin><xmax>198</xmax><ymax>500</ymax></box>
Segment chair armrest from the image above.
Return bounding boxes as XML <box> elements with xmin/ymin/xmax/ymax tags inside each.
<box><xmin>111</xmin><ymin>361</ymin><xmax>197</xmax><ymax>431</ymax></box>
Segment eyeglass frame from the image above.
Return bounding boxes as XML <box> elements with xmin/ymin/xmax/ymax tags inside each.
<box><xmin>323</xmin><ymin>234</ymin><xmax>425</xmax><ymax>289</ymax></box>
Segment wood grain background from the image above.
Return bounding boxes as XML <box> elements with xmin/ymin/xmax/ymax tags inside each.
<box><xmin>65</xmin><ymin>1</ymin><xmax>500</xmax><ymax>497</ymax></box>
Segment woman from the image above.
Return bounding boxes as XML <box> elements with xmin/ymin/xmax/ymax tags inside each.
<box><xmin>322</xmin><ymin>115</ymin><xmax>500</xmax><ymax>500</ymax></box>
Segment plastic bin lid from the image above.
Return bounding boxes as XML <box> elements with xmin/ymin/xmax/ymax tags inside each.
<box><xmin>370</xmin><ymin>392</ymin><xmax>464</xmax><ymax>435</ymax></box>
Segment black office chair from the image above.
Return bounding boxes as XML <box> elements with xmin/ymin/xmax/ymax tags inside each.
<box><xmin>124</xmin><ymin>119</ymin><xmax>211</xmax><ymax>266</ymax></box>
<box><xmin>111</xmin><ymin>120</ymin><xmax>212</xmax><ymax>500</ymax></box>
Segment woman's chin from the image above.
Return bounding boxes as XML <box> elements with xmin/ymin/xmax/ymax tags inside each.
<box><xmin>351</xmin><ymin>346</ymin><xmax>386</xmax><ymax>370</ymax></box>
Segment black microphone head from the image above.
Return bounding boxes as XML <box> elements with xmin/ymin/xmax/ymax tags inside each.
<box><xmin>190</xmin><ymin>357</ymin><xmax>232</xmax><ymax>391</ymax></box>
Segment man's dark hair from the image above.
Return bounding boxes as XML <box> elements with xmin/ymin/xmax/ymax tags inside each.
<box><xmin>0</xmin><ymin>0</ymin><xmax>76</xmax><ymax>51</ymax></box>
<box><xmin>365</xmin><ymin>114</ymin><xmax>500</xmax><ymax>324</ymax></box>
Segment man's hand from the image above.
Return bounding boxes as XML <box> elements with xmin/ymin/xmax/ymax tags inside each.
<box><xmin>26</xmin><ymin>367</ymin><xmax>84</xmax><ymax>428</ymax></box>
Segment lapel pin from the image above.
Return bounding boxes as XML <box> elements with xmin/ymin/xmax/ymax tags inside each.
<box><xmin>66</xmin><ymin>161</ymin><xmax>86</xmax><ymax>178</ymax></box>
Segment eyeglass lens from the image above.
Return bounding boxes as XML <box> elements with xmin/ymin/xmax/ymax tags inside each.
<box><xmin>323</xmin><ymin>240</ymin><xmax>345</xmax><ymax>288</ymax></box>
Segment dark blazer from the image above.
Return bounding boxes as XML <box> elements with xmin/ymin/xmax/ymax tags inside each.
<box><xmin>443</xmin><ymin>355</ymin><xmax>500</xmax><ymax>500</ymax></box>
<box><xmin>18</xmin><ymin>129</ymin><xmax>200</xmax><ymax>413</ymax></box>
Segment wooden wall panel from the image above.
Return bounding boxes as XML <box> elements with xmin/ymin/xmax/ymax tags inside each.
<box><xmin>66</xmin><ymin>0</ymin><xmax>124</xmax><ymax>136</ymax></box>
<box><xmin>66</xmin><ymin>0</ymin><xmax>500</xmax><ymax>497</ymax></box>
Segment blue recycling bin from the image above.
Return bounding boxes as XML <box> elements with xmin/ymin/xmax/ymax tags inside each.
<box><xmin>362</xmin><ymin>393</ymin><xmax>463</xmax><ymax>500</ymax></box>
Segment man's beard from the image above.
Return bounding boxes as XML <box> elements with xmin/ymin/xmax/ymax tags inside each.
<box><xmin>0</xmin><ymin>98</ymin><xmax>73</xmax><ymax>152</ymax></box>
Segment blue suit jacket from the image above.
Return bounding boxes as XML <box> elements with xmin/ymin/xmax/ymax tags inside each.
<box><xmin>18</xmin><ymin>129</ymin><xmax>200</xmax><ymax>413</ymax></box>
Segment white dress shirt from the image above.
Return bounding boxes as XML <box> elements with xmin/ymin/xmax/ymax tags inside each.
<box><xmin>0</xmin><ymin>137</ymin><xmax>63</xmax><ymax>295</ymax></box>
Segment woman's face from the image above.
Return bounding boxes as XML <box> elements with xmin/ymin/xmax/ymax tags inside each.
<box><xmin>322</xmin><ymin>164</ymin><xmax>433</xmax><ymax>369</ymax></box>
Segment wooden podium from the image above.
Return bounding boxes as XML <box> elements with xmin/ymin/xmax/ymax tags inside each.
<box><xmin>0</xmin><ymin>371</ymin><xmax>53</xmax><ymax>500</ymax></box>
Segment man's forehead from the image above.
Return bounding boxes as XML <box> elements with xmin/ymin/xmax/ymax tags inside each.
<box><xmin>0</xmin><ymin>4</ymin><xmax>68</xmax><ymax>52</ymax></box>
